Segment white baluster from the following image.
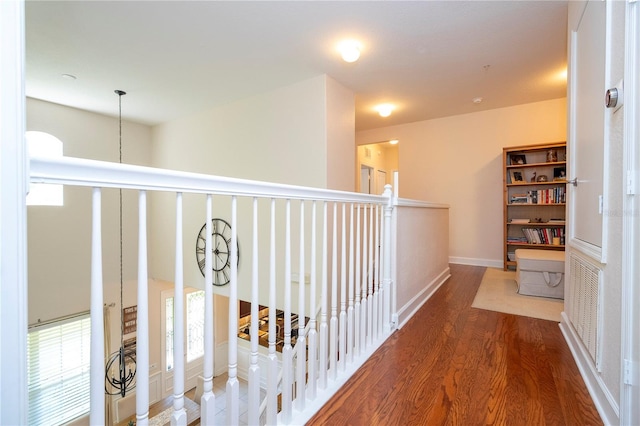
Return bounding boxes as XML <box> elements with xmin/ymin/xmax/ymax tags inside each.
<box><xmin>282</xmin><ymin>199</ymin><xmax>293</xmax><ymax>423</ymax></box>
<box><xmin>90</xmin><ymin>188</ymin><xmax>104</xmax><ymax>425</ymax></box>
<box><xmin>319</xmin><ymin>201</ymin><xmax>328</xmax><ymax>389</ymax></box>
<box><xmin>329</xmin><ymin>202</ymin><xmax>338</xmax><ymax>380</ymax></box>
<box><xmin>201</xmin><ymin>195</ymin><xmax>215</xmax><ymax>423</ymax></box>
<box><xmin>360</xmin><ymin>204</ymin><xmax>368</xmax><ymax>350</ymax></box>
<box><xmin>376</xmin><ymin>204</ymin><xmax>383</xmax><ymax>337</ymax></box>
<box><xmin>267</xmin><ymin>198</ymin><xmax>278</xmax><ymax>425</ymax></box>
<box><xmin>307</xmin><ymin>201</ymin><xmax>318</xmax><ymax>400</ymax></box>
<box><xmin>383</xmin><ymin>185</ymin><xmax>394</xmax><ymax>334</ymax></box>
<box><xmin>354</xmin><ymin>204</ymin><xmax>361</xmax><ymax>357</ymax></box>
<box><xmin>172</xmin><ymin>193</ymin><xmax>187</xmax><ymax>426</ymax></box>
<box><xmin>339</xmin><ymin>203</ymin><xmax>347</xmax><ymax>371</ymax></box>
<box><xmin>367</xmin><ymin>204</ymin><xmax>374</xmax><ymax>346</ymax></box>
<box><xmin>347</xmin><ymin>203</ymin><xmax>355</xmax><ymax>363</ymax></box>
<box><xmin>296</xmin><ymin>201</ymin><xmax>307</xmax><ymax>410</ymax></box>
<box><xmin>226</xmin><ymin>196</ymin><xmax>239</xmax><ymax>426</ymax></box>
<box><xmin>136</xmin><ymin>191</ymin><xmax>149</xmax><ymax>426</ymax></box>
<box><xmin>248</xmin><ymin>197</ymin><xmax>260</xmax><ymax>426</ymax></box>
<box><xmin>372</xmin><ymin>203</ymin><xmax>379</xmax><ymax>341</ymax></box>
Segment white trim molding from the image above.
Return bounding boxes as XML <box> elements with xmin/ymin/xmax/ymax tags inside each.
<box><xmin>560</xmin><ymin>313</ymin><xmax>619</xmax><ymax>425</ymax></box>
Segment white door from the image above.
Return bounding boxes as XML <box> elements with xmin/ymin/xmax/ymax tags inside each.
<box><xmin>360</xmin><ymin>165</ymin><xmax>373</xmax><ymax>194</ymax></box>
<box><xmin>161</xmin><ymin>288</ymin><xmax>206</xmax><ymax>396</ymax></box>
<box><xmin>568</xmin><ymin>0</ymin><xmax>606</xmax><ymax>260</ymax></box>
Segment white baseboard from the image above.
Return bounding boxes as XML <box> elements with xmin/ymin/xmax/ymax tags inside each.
<box><xmin>396</xmin><ymin>267</ymin><xmax>450</xmax><ymax>329</ymax></box>
<box><xmin>449</xmin><ymin>256</ymin><xmax>503</xmax><ymax>268</ymax></box>
<box><xmin>559</xmin><ymin>312</ymin><xmax>619</xmax><ymax>425</ymax></box>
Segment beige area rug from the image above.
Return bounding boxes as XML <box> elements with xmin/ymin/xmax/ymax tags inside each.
<box><xmin>471</xmin><ymin>267</ymin><xmax>564</xmax><ymax>322</ymax></box>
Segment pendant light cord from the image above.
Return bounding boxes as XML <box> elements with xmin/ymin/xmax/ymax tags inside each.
<box><xmin>115</xmin><ymin>90</ymin><xmax>126</xmax><ymax>351</ymax></box>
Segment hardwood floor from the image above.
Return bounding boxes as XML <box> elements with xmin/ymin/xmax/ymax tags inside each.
<box><xmin>306</xmin><ymin>264</ymin><xmax>602</xmax><ymax>426</ymax></box>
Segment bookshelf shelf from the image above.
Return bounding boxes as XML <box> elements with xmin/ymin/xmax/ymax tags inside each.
<box><xmin>503</xmin><ymin>141</ymin><xmax>567</xmax><ymax>270</ymax></box>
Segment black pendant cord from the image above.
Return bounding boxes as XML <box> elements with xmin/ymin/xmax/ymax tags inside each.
<box><xmin>105</xmin><ymin>90</ymin><xmax>136</xmax><ymax>397</ymax></box>
<box><xmin>117</xmin><ymin>89</ymin><xmax>125</xmax><ymax>360</ymax></box>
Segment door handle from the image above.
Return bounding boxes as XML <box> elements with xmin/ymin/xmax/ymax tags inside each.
<box><xmin>567</xmin><ymin>178</ymin><xmax>578</xmax><ymax>187</ymax></box>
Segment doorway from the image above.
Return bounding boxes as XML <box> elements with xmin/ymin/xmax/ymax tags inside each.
<box><xmin>160</xmin><ymin>288</ymin><xmax>206</xmax><ymax>397</ymax></box>
<box><xmin>357</xmin><ymin>141</ymin><xmax>399</xmax><ymax>194</ymax></box>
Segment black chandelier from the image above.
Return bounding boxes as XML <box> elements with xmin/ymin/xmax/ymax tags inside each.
<box><xmin>105</xmin><ymin>89</ymin><xmax>137</xmax><ymax>397</ymax></box>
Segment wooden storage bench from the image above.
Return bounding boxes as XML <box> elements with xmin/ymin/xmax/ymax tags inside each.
<box><xmin>515</xmin><ymin>249</ymin><xmax>565</xmax><ymax>299</ymax></box>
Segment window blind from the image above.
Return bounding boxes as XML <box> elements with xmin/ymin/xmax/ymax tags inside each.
<box><xmin>27</xmin><ymin>313</ymin><xmax>91</xmax><ymax>425</ymax></box>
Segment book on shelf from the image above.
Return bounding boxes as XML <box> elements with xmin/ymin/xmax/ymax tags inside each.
<box><xmin>507</xmin><ymin>236</ymin><xmax>528</xmax><ymax>243</ymax></box>
<box><xmin>526</xmin><ymin>187</ymin><xmax>566</xmax><ymax>204</ymax></box>
<box><xmin>521</xmin><ymin>227</ymin><xmax>565</xmax><ymax>245</ymax></box>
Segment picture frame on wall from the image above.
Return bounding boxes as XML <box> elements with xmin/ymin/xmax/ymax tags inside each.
<box><xmin>510</xmin><ymin>169</ymin><xmax>525</xmax><ymax>184</ymax></box>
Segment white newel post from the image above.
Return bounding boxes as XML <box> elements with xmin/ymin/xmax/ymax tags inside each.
<box><xmin>382</xmin><ymin>185</ymin><xmax>393</xmax><ymax>333</ymax></box>
<box><xmin>137</xmin><ymin>191</ymin><xmax>150</xmax><ymax>426</ymax></box>
<box><xmin>172</xmin><ymin>193</ymin><xmax>186</xmax><ymax>426</ymax></box>
<box><xmin>90</xmin><ymin>188</ymin><xmax>105</xmax><ymax>424</ymax></box>
<box><xmin>201</xmin><ymin>195</ymin><xmax>216</xmax><ymax>423</ymax></box>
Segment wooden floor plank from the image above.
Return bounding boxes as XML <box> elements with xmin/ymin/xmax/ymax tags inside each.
<box><xmin>306</xmin><ymin>264</ymin><xmax>602</xmax><ymax>426</ymax></box>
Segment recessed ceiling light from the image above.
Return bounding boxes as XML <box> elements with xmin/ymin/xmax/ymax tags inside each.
<box><xmin>61</xmin><ymin>73</ymin><xmax>77</xmax><ymax>80</ymax></box>
<box><xmin>389</xmin><ymin>139</ymin><xmax>399</xmax><ymax>145</ymax></box>
<box><xmin>338</xmin><ymin>40</ymin><xmax>361</xmax><ymax>63</ymax></box>
<box><xmin>375</xmin><ymin>103</ymin><xmax>394</xmax><ymax>117</ymax></box>
<box><xmin>472</xmin><ymin>97</ymin><xmax>483</xmax><ymax>104</ymax></box>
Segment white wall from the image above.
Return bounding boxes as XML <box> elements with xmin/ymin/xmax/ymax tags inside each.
<box><xmin>26</xmin><ymin>98</ymin><xmax>152</xmax><ymax>327</ymax></box>
<box><xmin>326</xmin><ymin>76</ymin><xmax>356</xmax><ymax>192</ymax></box>
<box><xmin>395</xmin><ymin>205</ymin><xmax>450</xmax><ymax>327</ymax></box>
<box><xmin>148</xmin><ymin>75</ymin><xmax>354</xmax><ymax>308</ymax></box>
<box><xmin>357</xmin><ymin>98</ymin><xmax>567</xmax><ymax>267</ymax></box>
<box><xmin>26</xmin><ymin>74</ymin><xmax>356</xmax><ymax>384</ymax></box>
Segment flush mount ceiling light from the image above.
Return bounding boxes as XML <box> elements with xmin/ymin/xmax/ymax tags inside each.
<box><xmin>389</xmin><ymin>139</ymin><xmax>399</xmax><ymax>145</ymax></box>
<box><xmin>375</xmin><ymin>103</ymin><xmax>394</xmax><ymax>117</ymax></box>
<box><xmin>338</xmin><ymin>39</ymin><xmax>361</xmax><ymax>63</ymax></box>
<box><xmin>472</xmin><ymin>97</ymin><xmax>483</xmax><ymax>104</ymax></box>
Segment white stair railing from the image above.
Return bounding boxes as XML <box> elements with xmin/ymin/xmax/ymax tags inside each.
<box><xmin>30</xmin><ymin>155</ymin><xmax>396</xmax><ymax>425</ymax></box>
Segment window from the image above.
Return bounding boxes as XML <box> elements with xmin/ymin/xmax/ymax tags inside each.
<box><xmin>27</xmin><ymin>313</ymin><xmax>91</xmax><ymax>425</ymax></box>
<box><xmin>186</xmin><ymin>291</ymin><xmax>205</xmax><ymax>362</ymax></box>
<box><xmin>165</xmin><ymin>290</ymin><xmax>205</xmax><ymax>370</ymax></box>
<box><xmin>26</xmin><ymin>130</ymin><xmax>63</xmax><ymax>206</ymax></box>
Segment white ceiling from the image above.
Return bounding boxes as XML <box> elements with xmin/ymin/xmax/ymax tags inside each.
<box><xmin>25</xmin><ymin>1</ymin><xmax>568</xmax><ymax>132</ymax></box>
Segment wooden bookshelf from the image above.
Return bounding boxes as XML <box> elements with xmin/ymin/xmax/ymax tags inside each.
<box><xmin>503</xmin><ymin>142</ymin><xmax>567</xmax><ymax>270</ymax></box>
